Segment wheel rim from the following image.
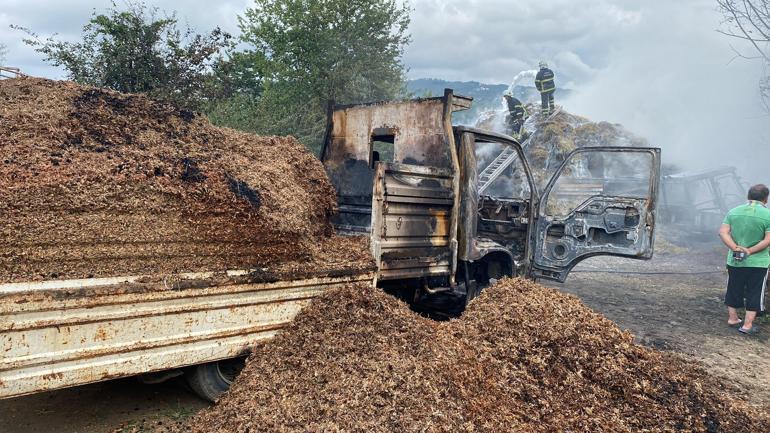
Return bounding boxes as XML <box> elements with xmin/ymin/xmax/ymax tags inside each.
<box><xmin>215</xmin><ymin>358</ymin><xmax>245</xmax><ymax>385</ymax></box>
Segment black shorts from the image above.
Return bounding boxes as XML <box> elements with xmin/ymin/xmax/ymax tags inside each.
<box><xmin>725</xmin><ymin>266</ymin><xmax>768</xmax><ymax>312</ymax></box>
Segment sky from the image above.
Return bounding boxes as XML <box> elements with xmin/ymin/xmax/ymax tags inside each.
<box><xmin>1</xmin><ymin>0</ymin><xmax>769</xmax><ymax>180</ymax></box>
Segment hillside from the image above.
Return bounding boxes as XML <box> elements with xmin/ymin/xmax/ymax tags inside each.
<box><xmin>407</xmin><ymin>78</ymin><xmax>572</xmax><ymax>125</ymax></box>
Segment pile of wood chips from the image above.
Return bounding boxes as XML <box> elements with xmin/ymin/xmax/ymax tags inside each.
<box><xmin>139</xmin><ymin>278</ymin><xmax>768</xmax><ymax>433</ymax></box>
<box><xmin>0</xmin><ymin>77</ymin><xmax>372</xmax><ymax>283</ymax></box>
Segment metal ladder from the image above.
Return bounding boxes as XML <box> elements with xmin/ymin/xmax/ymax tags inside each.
<box><xmin>477</xmin><ymin>105</ymin><xmax>562</xmax><ymax>195</ymax></box>
<box><xmin>0</xmin><ymin>66</ymin><xmax>24</xmax><ymax>79</ymax></box>
<box><xmin>478</xmin><ymin>144</ymin><xmax>521</xmax><ymax>195</ymax></box>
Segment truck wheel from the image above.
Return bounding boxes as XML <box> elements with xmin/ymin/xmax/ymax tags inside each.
<box><xmin>185</xmin><ymin>357</ymin><xmax>245</xmax><ymax>402</ymax></box>
<box><xmin>487</xmin><ymin>260</ymin><xmax>504</xmax><ymax>280</ymax></box>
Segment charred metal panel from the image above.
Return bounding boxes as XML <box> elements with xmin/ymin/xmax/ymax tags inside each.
<box><xmin>320</xmin><ymin>91</ymin><xmax>471</xmax><ymax>282</ymax></box>
<box><xmin>371</xmin><ymin>163</ymin><xmax>454</xmax><ymax>281</ymax></box>
<box><xmin>457</xmin><ymin>132</ymin><xmax>481</xmax><ymax>261</ymax></box>
<box><xmin>325</xmin><ymin>98</ymin><xmax>452</xmax><ymax>168</ymax></box>
<box><xmin>322</xmin><ymin>95</ymin><xmax>461</xmax><ymax>234</ymax></box>
<box><xmin>456</xmin><ymin>130</ymin><xmax>535</xmax><ymax>267</ymax></box>
<box><xmin>441</xmin><ymin>91</ymin><xmax>462</xmax><ymax>286</ymax></box>
<box><xmin>531</xmin><ymin>147</ymin><xmax>660</xmax><ymax>282</ymax></box>
<box><xmin>534</xmin><ymin>197</ymin><xmax>653</xmax><ymax>281</ymax></box>
<box><xmin>0</xmin><ymin>272</ymin><xmax>374</xmax><ymax>399</ymax></box>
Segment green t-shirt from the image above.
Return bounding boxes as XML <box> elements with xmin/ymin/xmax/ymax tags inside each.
<box><xmin>723</xmin><ymin>201</ymin><xmax>770</xmax><ymax>268</ymax></box>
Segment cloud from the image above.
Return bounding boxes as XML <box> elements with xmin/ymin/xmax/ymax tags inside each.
<box><xmin>404</xmin><ymin>0</ymin><xmax>769</xmax><ymax>181</ymax></box>
<box><xmin>404</xmin><ymin>0</ymin><xmax>641</xmax><ymax>84</ymax></box>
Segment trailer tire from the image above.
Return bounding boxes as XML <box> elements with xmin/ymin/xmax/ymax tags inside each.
<box><xmin>185</xmin><ymin>357</ymin><xmax>245</xmax><ymax>402</ymax></box>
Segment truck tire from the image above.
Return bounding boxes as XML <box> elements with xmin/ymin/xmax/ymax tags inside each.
<box><xmin>185</xmin><ymin>357</ymin><xmax>245</xmax><ymax>402</ymax></box>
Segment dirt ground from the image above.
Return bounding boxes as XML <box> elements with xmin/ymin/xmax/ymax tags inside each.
<box><xmin>0</xmin><ymin>377</ymin><xmax>207</xmax><ymax>433</ymax></box>
<box><xmin>0</xmin><ymin>247</ymin><xmax>767</xmax><ymax>432</ymax></box>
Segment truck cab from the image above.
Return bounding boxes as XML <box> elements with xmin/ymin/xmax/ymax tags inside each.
<box><xmin>321</xmin><ymin>89</ymin><xmax>660</xmax><ymax>305</ymax></box>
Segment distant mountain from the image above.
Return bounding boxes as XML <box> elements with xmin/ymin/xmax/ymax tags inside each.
<box><xmin>407</xmin><ymin>78</ymin><xmax>509</xmax><ymax>100</ymax></box>
<box><xmin>407</xmin><ymin>78</ymin><xmax>572</xmax><ymax>125</ymax></box>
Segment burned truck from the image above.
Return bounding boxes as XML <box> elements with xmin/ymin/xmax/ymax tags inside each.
<box><xmin>660</xmin><ymin>166</ymin><xmax>745</xmax><ymax>235</ymax></box>
<box><xmin>321</xmin><ymin>89</ymin><xmax>661</xmax><ymax>303</ymax></box>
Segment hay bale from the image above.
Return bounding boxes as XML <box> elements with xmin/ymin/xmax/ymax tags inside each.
<box><xmin>143</xmin><ymin>278</ymin><xmax>768</xmax><ymax>433</ymax></box>
<box><xmin>0</xmin><ymin>77</ymin><xmax>372</xmax><ymax>283</ymax></box>
<box><xmin>518</xmin><ymin>108</ymin><xmax>650</xmax><ymax>190</ymax></box>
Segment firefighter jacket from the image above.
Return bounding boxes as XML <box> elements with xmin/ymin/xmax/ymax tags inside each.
<box><xmin>535</xmin><ymin>68</ymin><xmax>555</xmax><ymax>94</ymax></box>
<box><xmin>504</xmin><ymin>96</ymin><xmax>527</xmax><ymax>119</ymax></box>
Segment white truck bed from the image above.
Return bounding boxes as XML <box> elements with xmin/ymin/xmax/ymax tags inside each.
<box><xmin>0</xmin><ymin>270</ymin><xmax>374</xmax><ymax>399</ymax></box>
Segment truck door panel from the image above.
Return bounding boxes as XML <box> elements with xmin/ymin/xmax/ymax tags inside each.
<box><xmin>532</xmin><ymin>147</ymin><xmax>660</xmax><ymax>282</ymax></box>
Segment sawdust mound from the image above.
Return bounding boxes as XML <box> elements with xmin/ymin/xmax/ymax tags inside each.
<box><xmin>0</xmin><ymin>77</ymin><xmax>370</xmax><ymax>283</ymax></box>
<box><xmin>155</xmin><ymin>278</ymin><xmax>767</xmax><ymax>433</ymax></box>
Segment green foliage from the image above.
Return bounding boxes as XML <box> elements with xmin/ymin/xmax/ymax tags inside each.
<box><xmin>372</xmin><ymin>140</ymin><xmax>395</xmax><ymax>163</ymax></box>
<box><xmin>206</xmin><ymin>51</ymin><xmax>264</xmax><ymax>101</ymax></box>
<box><xmin>201</xmin><ymin>51</ymin><xmax>266</xmax><ymax>132</ymax></box>
<box><xmin>15</xmin><ymin>1</ymin><xmax>231</xmax><ymax>109</ymax></box>
<box><xmin>229</xmin><ymin>0</ymin><xmax>412</xmax><ymax>153</ymax></box>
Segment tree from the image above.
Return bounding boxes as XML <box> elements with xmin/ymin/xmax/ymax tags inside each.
<box><xmin>717</xmin><ymin>0</ymin><xmax>770</xmax><ymax>111</ymax></box>
<box><xmin>234</xmin><ymin>0</ymin><xmax>411</xmax><ymax>152</ymax></box>
<box><xmin>203</xmin><ymin>50</ymin><xmax>267</xmax><ymax>132</ymax></box>
<box><xmin>15</xmin><ymin>1</ymin><xmax>231</xmax><ymax>109</ymax></box>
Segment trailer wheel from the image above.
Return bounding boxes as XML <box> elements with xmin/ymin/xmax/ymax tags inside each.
<box><xmin>186</xmin><ymin>357</ymin><xmax>246</xmax><ymax>402</ymax></box>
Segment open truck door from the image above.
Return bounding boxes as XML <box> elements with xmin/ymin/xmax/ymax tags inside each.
<box><xmin>530</xmin><ymin>147</ymin><xmax>661</xmax><ymax>282</ymax></box>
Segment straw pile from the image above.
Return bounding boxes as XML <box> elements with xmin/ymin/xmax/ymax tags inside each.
<box><xmin>475</xmin><ymin>105</ymin><xmax>648</xmax><ymax>190</ymax></box>
<box><xmin>140</xmin><ymin>278</ymin><xmax>767</xmax><ymax>433</ymax></box>
<box><xmin>0</xmin><ymin>77</ymin><xmax>372</xmax><ymax>283</ymax></box>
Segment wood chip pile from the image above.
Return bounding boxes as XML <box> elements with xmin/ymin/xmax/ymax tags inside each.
<box><xmin>144</xmin><ymin>278</ymin><xmax>768</xmax><ymax>433</ymax></box>
<box><xmin>0</xmin><ymin>77</ymin><xmax>372</xmax><ymax>283</ymax></box>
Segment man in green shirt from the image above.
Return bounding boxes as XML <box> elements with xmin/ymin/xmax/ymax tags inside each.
<box><xmin>719</xmin><ymin>184</ymin><xmax>770</xmax><ymax>334</ymax></box>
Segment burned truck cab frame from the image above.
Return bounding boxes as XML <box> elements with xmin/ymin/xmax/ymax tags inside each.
<box><xmin>455</xmin><ymin>127</ymin><xmax>537</xmax><ymax>285</ymax></box>
<box><xmin>321</xmin><ymin>89</ymin><xmax>661</xmax><ymax>300</ymax></box>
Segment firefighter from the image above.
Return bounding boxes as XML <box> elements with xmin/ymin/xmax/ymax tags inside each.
<box><xmin>535</xmin><ymin>61</ymin><xmax>556</xmax><ymax>116</ymax></box>
<box><xmin>503</xmin><ymin>92</ymin><xmax>527</xmax><ymax>139</ymax></box>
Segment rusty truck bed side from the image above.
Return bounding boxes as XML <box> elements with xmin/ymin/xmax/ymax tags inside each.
<box><xmin>0</xmin><ymin>270</ymin><xmax>374</xmax><ymax>399</ymax></box>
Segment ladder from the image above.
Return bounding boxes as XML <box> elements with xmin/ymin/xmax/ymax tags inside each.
<box><xmin>0</xmin><ymin>66</ymin><xmax>24</xmax><ymax>79</ymax></box>
<box><xmin>478</xmin><ymin>146</ymin><xmax>516</xmax><ymax>194</ymax></box>
<box><xmin>478</xmin><ymin>139</ymin><xmax>530</xmax><ymax>195</ymax></box>
<box><xmin>477</xmin><ymin>104</ymin><xmax>564</xmax><ymax>195</ymax></box>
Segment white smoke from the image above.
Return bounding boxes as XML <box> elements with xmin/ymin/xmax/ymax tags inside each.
<box><xmin>469</xmin><ymin>69</ymin><xmax>542</xmax><ymax>134</ymax></box>
<box><xmin>562</xmin><ymin>2</ymin><xmax>770</xmax><ymax>183</ymax></box>
<box><xmin>506</xmin><ymin>69</ymin><xmax>539</xmax><ymax>94</ymax></box>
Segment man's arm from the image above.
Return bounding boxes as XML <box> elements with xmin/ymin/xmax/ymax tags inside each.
<box><xmin>746</xmin><ymin>231</ymin><xmax>770</xmax><ymax>255</ymax></box>
<box><xmin>719</xmin><ymin>224</ymin><xmax>744</xmax><ymax>252</ymax></box>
